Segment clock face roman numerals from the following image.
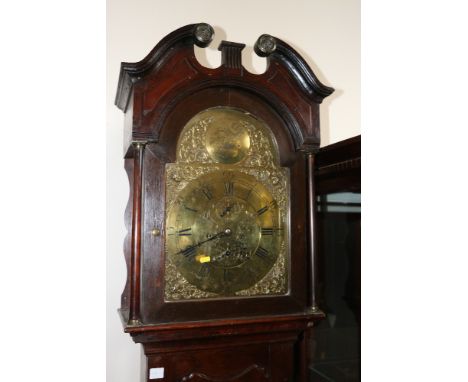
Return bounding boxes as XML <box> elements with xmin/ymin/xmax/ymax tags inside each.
<box><xmin>166</xmin><ymin>169</ymin><xmax>284</xmax><ymax>295</ymax></box>
<box><xmin>184</xmin><ymin>205</ymin><xmax>198</xmax><ymax>213</ymax></box>
<box><xmin>256</xmin><ymin>200</ymin><xmax>276</xmax><ymax>216</ymax></box>
<box><xmin>255</xmin><ymin>246</ymin><xmax>269</xmax><ymax>259</ymax></box>
<box><xmin>261</xmin><ymin>227</ymin><xmax>282</xmax><ymax>236</ymax></box>
<box><xmin>256</xmin><ymin>205</ymin><xmax>269</xmax><ymax>216</ymax></box>
<box><xmin>177</xmin><ymin>227</ymin><xmax>192</xmax><ymax>236</ymax></box>
<box><xmin>180</xmin><ymin>245</ymin><xmax>197</xmax><ymax>258</ymax></box>
<box><xmin>224</xmin><ymin>269</ymin><xmax>233</xmax><ymax>282</ymax></box>
<box><xmin>261</xmin><ymin>227</ymin><xmax>274</xmax><ymax>235</ymax></box>
<box><xmin>198</xmin><ymin>264</ymin><xmax>210</xmax><ymax>278</ymax></box>
<box><xmin>224</xmin><ymin>181</ymin><xmax>234</xmax><ymax>196</ymax></box>
<box><xmin>200</xmin><ymin>185</ymin><xmax>213</xmax><ymax>200</ymax></box>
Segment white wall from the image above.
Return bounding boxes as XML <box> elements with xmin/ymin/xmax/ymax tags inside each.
<box><xmin>106</xmin><ymin>1</ymin><xmax>360</xmax><ymax>381</ymax></box>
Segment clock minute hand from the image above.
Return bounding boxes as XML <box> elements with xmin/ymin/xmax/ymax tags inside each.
<box><xmin>177</xmin><ymin>229</ymin><xmax>230</xmax><ymax>255</ymax></box>
<box><xmin>198</xmin><ymin>228</ymin><xmax>234</xmax><ymax>247</ymax></box>
<box><xmin>195</xmin><ymin>230</ymin><xmax>225</xmax><ymax>247</ymax></box>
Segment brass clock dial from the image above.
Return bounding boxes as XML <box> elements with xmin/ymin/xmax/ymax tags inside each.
<box><xmin>164</xmin><ymin>106</ymin><xmax>289</xmax><ymax>300</ymax></box>
<box><xmin>205</xmin><ymin>115</ymin><xmax>250</xmax><ymax>164</ymax></box>
<box><xmin>166</xmin><ymin>170</ymin><xmax>283</xmax><ymax>294</ymax></box>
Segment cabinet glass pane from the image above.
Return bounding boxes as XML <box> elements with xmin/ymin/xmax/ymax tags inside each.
<box><xmin>310</xmin><ymin>192</ymin><xmax>361</xmax><ymax>381</ymax></box>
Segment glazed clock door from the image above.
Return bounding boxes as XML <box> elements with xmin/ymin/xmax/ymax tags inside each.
<box><xmin>164</xmin><ymin>107</ymin><xmax>290</xmax><ymax>300</ymax></box>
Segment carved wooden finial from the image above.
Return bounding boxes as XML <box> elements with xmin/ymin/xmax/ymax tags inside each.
<box><xmin>254</xmin><ymin>34</ymin><xmax>277</xmax><ymax>57</ymax></box>
<box><xmin>193</xmin><ymin>23</ymin><xmax>214</xmax><ymax>47</ymax></box>
<box><xmin>218</xmin><ymin>41</ymin><xmax>245</xmax><ymax>69</ymax></box>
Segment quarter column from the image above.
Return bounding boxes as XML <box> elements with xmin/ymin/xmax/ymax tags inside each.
<box><xmin>128</xmin><ymin>141</ymin><xmax>146</xmax><ymax>325</ymax></box>
<box><xmin>306</xmin><ymin>150</ymin><xmax>319</xmax><ymax>312</ymax></box>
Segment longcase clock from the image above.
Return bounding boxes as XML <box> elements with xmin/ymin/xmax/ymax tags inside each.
<box><xmin>115</xmin><ymin>23</ymin><xmax>334</xmax><ymax>382</ymax></box>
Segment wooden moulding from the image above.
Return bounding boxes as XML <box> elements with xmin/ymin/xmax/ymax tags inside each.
<box><xmin>315</xmin><ymin>135</ymin><xmax>361</xmax><ymax>195</ymax></box>
<box><xmin>115</xmin><ymin>23</ymin><xmax>334</xmax><ymax>155</ymax></box>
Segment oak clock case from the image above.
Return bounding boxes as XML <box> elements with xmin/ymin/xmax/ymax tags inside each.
<box><xmin>115</xmin><ymin>23</ymin><xmax>334</xmax><ymax>382</ymax></box>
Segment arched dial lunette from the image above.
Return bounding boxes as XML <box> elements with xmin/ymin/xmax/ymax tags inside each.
<box><xmin>166</xmin><ymin>170</ymin><xmax>283</xmax><ymax>295</ymax></box>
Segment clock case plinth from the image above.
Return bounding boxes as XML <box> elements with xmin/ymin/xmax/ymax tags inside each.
<box><xmin>115</xmin><ymin>23</ymin><xmax>333</xmax><ymax>382</ymax></box>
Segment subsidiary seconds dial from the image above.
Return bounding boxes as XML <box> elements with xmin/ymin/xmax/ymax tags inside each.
<box><xmin>166</xmin><ymin>170</ymin><xmax>283</xmax><ymax>295</ymax></box>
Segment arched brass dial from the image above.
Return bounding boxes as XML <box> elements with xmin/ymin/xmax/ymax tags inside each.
<box><xmin>205</xmin><ymin>114</ymin><xmax>251</xmax><ymax>164</ymax></box>
<box><xmin>166</xmin><ymin>170</ymin><xmax>283</xmax><ymax>295</ymax></box>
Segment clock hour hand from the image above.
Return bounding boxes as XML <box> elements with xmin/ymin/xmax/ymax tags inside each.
<box><xmin>177</xmin><ymin>228</ymin><xmax>231</xmax><ymax>256</ymax></box>
<box><xmin>195</xmin><ymin>230</ymin><xmax>225</xmax><ymax>247</ymax></box>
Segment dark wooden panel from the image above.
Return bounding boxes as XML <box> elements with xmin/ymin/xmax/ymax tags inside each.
<box><xmin>121</xmin><ymin>158</ymin><xmax>133</xmax><ymax>311</ymax></box>
<box><xmin>133</xmin><ymin>314</ymin><xmax>316</xmax><ymax>381</ymax></box>
<box><xmin>315</xmin><ymin>136</ymin><xmax>360</xmax><ymax>168</ymax></box>
<box><xmin>143</xmin><ymin>335</ymin><xmax>304</xmax><ymax>382</ymax></box>
<box><xmin>147</xmin><ymin>345</ymin><xmax>270</xmax><ymax>382</ymax></box>
<box><xmin>315</xmin><ymin>135</ymin><xmax>361</xmax><ymax>194</ymax></box>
